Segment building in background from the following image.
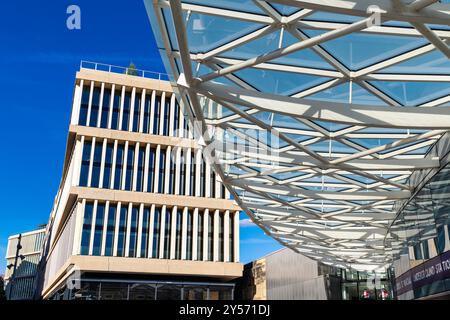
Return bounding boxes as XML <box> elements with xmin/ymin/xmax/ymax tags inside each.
<box><xmin>4</xmin><ymin>228</ymin><xmax>46</xmax><ymax>300</ymax></box>
<box><xmin>388</xmin><ymin>134</ymin><xmax>450</xmax><ymax>300</ymax></box>
<box><xmin>237</xmin><ymin>248</ymin><xmax>393</xmax><ymax>300</ymax></box>
<box><xmin>33</xmin><ymin>63</ymin><xmax>242</xmax><ymax>300</ymax></box>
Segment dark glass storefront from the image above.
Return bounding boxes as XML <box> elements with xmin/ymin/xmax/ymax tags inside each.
<box><xmin>341</xmin><ymin>269</ymin><xmax>394</xmax><ymax>300</ymax></box>
<box><xmin>50</xmin><ymin>274</ymin><xmax>235</xmax><ymax>300</ymax></box>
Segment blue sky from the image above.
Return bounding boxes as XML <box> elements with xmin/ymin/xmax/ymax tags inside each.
<box><xmin>0</xmin><ymin>0</ymin><xmax>281</xmax><ymax>273</ymax></box>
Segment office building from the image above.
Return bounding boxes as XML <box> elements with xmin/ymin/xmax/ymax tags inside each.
<box><xmin>34</xmin><ymin>63</ymin><xmax>242</xmax><ymax>300</ymax></box>
<box><xmin>4</xmin><ymin>228</ymin><xmax>46</xmax><ymax>300</ymax></box>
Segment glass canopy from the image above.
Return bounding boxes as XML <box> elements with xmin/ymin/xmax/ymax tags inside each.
<box><xmin>145</xmin><ymin>0</ymin><xmax>450</xmax><ymax>271</ymax></box>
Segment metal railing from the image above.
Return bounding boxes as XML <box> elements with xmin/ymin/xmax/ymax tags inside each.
<box><xmin>80</xmin><ymin>60</ymin><xmax>170</xmax><ymax>81</ymax></box>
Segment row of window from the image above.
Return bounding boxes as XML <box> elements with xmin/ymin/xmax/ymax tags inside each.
<box><xmin>78</xmin><ymin>81</ymin><xmax>190</xmax><ymax>138</ymax></box>
<box><xmin>79</xmin><ymin>138</ymin><xmax>227</xmax><ymax>198</ymax></box>
<box><xmin>412</xmin><ymin>224</ymin><xmax>450</xmax><ymax>260</ymax></box>
<box><xmin>79</xmin><ymin>201</ymin><xmax>236</xmax><ymax>262</ymax></box>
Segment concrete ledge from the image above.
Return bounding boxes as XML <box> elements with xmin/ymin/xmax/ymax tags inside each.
<box><xmin>70</xmin><ymin>125</ymin><xmax>198</xmax><ymax>149</ymax></box>
<box><xmin>70</xmin><ymin>186</ymin><xmax>241</xmax><ymax>211</ymax></box>
<box><xmin>76</xmin><ymin>69</ymin><xmax>174</xmax><ymax>93</ymax></box>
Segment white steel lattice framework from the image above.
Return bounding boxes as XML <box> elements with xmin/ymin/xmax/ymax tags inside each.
<box><xmin>145</xmin><ymin>0</ymin><xmax>450</xmax><ymax>271</ymax></box>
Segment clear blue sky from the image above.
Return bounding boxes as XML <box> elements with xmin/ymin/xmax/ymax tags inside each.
<box><xmin>0</xmin><ymin>0</ymin><xmax>281</xmax><ymax>273</ymax></box>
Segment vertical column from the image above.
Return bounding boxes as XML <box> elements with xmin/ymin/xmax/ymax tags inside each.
<box><xmin>181</xmin><ymin>207</ymin><xmax>188</xmax><ymax>260</ymax></box>
<box><xmin>192</xmin><ymin>208</ymin><xmax>198</xmax><ymax>261</ymax></box>
<box><xmin>170</xmin><ymin>206</ymin><xmax>177</xmax><ymax>259</ymax></box>
<box><xmin>121</xmin><ymin>141</ymin><xmax>129</xmax><ymax>190</ymax></box>
<box><xmin>71</xmin><ymin>80</ymin><xmax>83</xmax><ymax>125</ymax></box>
<box><xmin>213</xmin><ymin>210</ymin><xmax>219</xmax><ymax>262</ymax></box>
<box><xmin>159</xmin><ymin>92</ymin><xmax>166</xmax><ymax>135</ymax></box>
<box><xmin>129</xmin><ymin>87</ymin><xmax>136</xmax><ymax>132</ymax></box>
<box><xmin>101</xmin><ymin>201</ymin><xmax>110</xmax><ymax>256</ymax></box>
<box><xmin>87</xmin><ymin>137</ymin><xmax>96</xmax><ymax>187</ymax></box>
<box><xmin>72</xmin><ymin>200</ymin><xmax>85</xmax><ymax>255</ymax></box>
<box><xmin>169</xmin><ymin>94</ymin><xmax>175</xmax><ymax>136</ymax></box>
<box><xmin>98</xmin><ymin>138</ymin><xmax>107</xmax><ymax>188</ymax></box>
<box><xmin>113</xmin><ymin>202</ymin><xmax>122</xmax><ymax>256</ymax></box>
<box><xmin>195</xmin><ymin>149</ymin><xmax>201</xmax><ymax>197</ymax></box>
<box><xmin>174</xmin><ymin>147</ymin><xmax>181</xmax><ymax>195</ymax></box>
<box><xmin>107</xmin><ymin>84</ymin><xmax>115</xmax><ymax>129</ymax></box>
<box><xmin>178</xmin><ymin>100</ymin><xmax>185</xmax><ymax>138</ymax></box>
<box><xmin>125</xmin><ymin>203</ymin><xmax>133</xmax><ymax>257</ymax></box>
<box><xmin>109</xmin><ymin>140</ymin><xmax>118</xmax><ymax>189</ymax></box>
<box><xmin>158</xmin><ymin>205</ymin><xmax>166</xmax><ymax>259</ymax></box>
<box><xmin>154</xmin><ymin>145</ymin><xmax>161</xmax><ymax>193</ymax></box>
<box><xmin>185</xmin><ymin>148</ymin><xmax>191</xmax><ymax>196</ymax></box>
<box><xmin>86</xmin><ymin>81</ymin><xmax>94</xmax><ymax>126</ymax></box>
<box><xmin>143</xmin><ymin>143</ymin><xmax>150</xmax><ymax>192</ymax></box>
<box><xmin>132</xmin><ymin>143</ymin><xmax>140</xmax><ymax>191</ymax></box>
<box><xmin>203</xmin><ymin>209</ymin><xmax>209</xmax><ymax>261</ymax></box>
<box><xmin>205</xmin><ymin>161</ymin><xmax>211</xmax><ymax>198</ymax></box>
<box><xmin>224</xmin><ymin>210</ymin><xmax>230</xmax><ymax>262</ymax></box>
<box><xmin>88</xmin><ymin>200</ymin><xmax>98</xmax><ymax>255</ymax></box>
<box><xmin>97</xmin><ymin>82</ymin><xmax>105</xmax><ymax>127</ymax></box>
<box><xmin>428</xmin><ymin>238</ymin><xmax>438</xmax><ymax>258</ymax></box>
<box><xmin>164</xmin><ymin>147</ymin><xmax>171</xmax><ymax>194</ymax></box>
<box><xmin>148</xmin><ymin>204</ymin><xmax>155</xmax><ymax>258</ymax></box>
<box><xmin>72</xmin><ymin>137</ymin><xmax>84</xmax><ymax>186</ymax></box>
<box><xmin>118</xmin><ymin>86</ymin><xmax>126</xmax><ymax>130</ymax></box>
<box><xmin>149</xmin><ymin>90</ymin><xmax>156</xmax><ymax>134</ymax></box>
<box><xmin>136</xmin><ymin>203</ymin><xmax>144</xmax><ymax>257</ymax></box>
<box><xmin>233</xmin><ymin>211</ymin><xmax>240</xmax><ymax>262</ymax></box>
<box><xmin>139</xmin><ymin>89</ymin><xmax>146</xmax><ymax>133</ymax></box>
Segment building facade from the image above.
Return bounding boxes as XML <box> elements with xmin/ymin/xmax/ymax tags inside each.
<box><xmin>237</xmin><ymin>248</ymin><xmax>393</xmax><ymax>300</ymax></box>
<box><xmin>4</xmin><ymin>228</ymin><xmax>46</xmax><ymax>300</ymax></box>
<box><xmin>34</xmin><ymin>64</ymin><xmax>242</xmax><ymax>300</ymax></box>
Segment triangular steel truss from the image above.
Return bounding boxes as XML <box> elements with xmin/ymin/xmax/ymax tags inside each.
<box><xmin>146</xmin><ymin>0</ymin><xmax>450</xmax><ymax>271</ymax></box>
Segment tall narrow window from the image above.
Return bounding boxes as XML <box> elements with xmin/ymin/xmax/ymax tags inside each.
<box><xmin>125</xmin><ymin>146</ymin><xmax>134</xmax><ymax>191</ymax></box>
<box><xmin>200</xmin><ymin>160</ymin><xmax>206</xmax><ymax>197</ymax></box>
<box><xmin>147</xmin><ymin>147</ymin><xmax>155</xmax><ymax>193</ymax></box>
<box><xmin>163</xmin><ymin>100</ymin><xmax>170</xmax><ymax>136</ymax></box>
<box><xmin>91</xmin><ymin>141</ymin><xmax>103</xmax><ymax>188</ymax></box>
<box><xmin>100</xmin><ymin>88</ymin><xmax>111</xmax><ymax>128</ymax></box>
<box><xmin>168</xmin><ymin>151</ymin><xmax>175</xmax><ymax>194</ymax></box>
<box><xmin>197</xmin><ymin>212</ymin><xmax>203</xmax><ymax>260</ymax></box>
<box><xmin>104</xmin><ymin>204</ymin><xmax>116</xmax><ymax>256</ymax></box>
<box><xmin>175</xmin><ymin>209</ymin><xmax>182</xmax><ymax>259</ymax></box>
<box><xmin>163</xmin><ymin>209</ymin><xmax>171</xmax><ymax>259</ymax></box>
<box><xmin>128</xmin><ymin>206</ymin><xmax>139</xmax><ymax>257</ymax></box>
<box><xmin>114</xmin><ymin>144</ymin><xmax>124</xmax><ymax>189</ymax></box>
<box><xmin>92</xmin><ymin>203</ymin><xmax>105</xmax><ymax>255</ymax></box>
<box><xmin>102</xmin><ymin>143</ymin><xmax>114</xmax><ymax>189</ymax></box>
<box><xmin>79</xmin><ymin>140</ymin><xmax>92</xmax><ymax>187</ymax></box>
<box><xmin>143</xmin><ymin>94</ymin><xmax>151</xmax><ymax>134</ymax></box>
<box><xmin>136</xmin><ymin>147</ymin><xmax>145</xmax><ymax>192</ymax></box>
<box><xmin>152</xmin><ymin>207</ymin><xmax>161</xmax><ymax>258</ymax></box>
<box><xmin>111</xmin><ymin>89</ymin><xmax>121</xmax><ymax>130</ymax></box>
<box><xmin>90</xmin><ymin>87</ymin><xmax>101</xmax><ymax>127</ymax></box>
<box><xmin>158</xmin><ymin>151</ymin><xmax>165</xmax><ymax>193</ymax></box>
<box><xmin>80</xmin><ymin>202</ymin><xmax>94</xmax><ymax>255</ymax></box>
<box><xmin>229</xmin><ymin>214</ymin><xmax>234</xmax><ymax>262</ymax></box>
<box><xmin>173</xmin><ymin>101</ymin><xmax>180</xmax><ymax>136</ymax></box>
<box><xmin>153</xmin><ymin>97</ymin><xmax>160</xmax><ymax>135</ymax></box>
<box><xmin>186</xmin><ymin>210</ymin><xmax>193</xmax><ymax>260</ymax></box>
<box><xmin>141</xmin><ymin>207</ymin><xmax>150</xmax><ymax>258</ymax></box>
<box><xmin>122</xmin><ymin>91</ymin><xmax>131</xmax><ymax>131</ymax></box>
<box><xmin>208</xmin><ymin>212</ymin><xmax>214</xmax><ymax>261</ymax></box>
<box><xmin>218</xmin><ymin>213</ymin><xmax>224</xmax><ymax>262</ymax></box>
<box><xmin>117</xmin><ymin>205</ymin><xmax>128</xmax><ymax>257</ymax></box>
<box><xmin>210</xmin><ymin>171</ymin><xmax>216</xmax><ymax>198</ymax></box>
<box><xmin>179</xmin><ymin>150</ymin><xmax>185</xmax><ymax>195</ymax></box>
<box><xmin>79</xmin><ymin>84</ymin><xmax>90</xmax><ymax>126</ymax></box>
<box><xmin>190</xmin><ymin>152</ymin><xmax>195</xmax><ymax>196</ymax></box>
<box><xmin>133</xmin><ymin>93</ymin><xmax>141</xmax><ymax>132</ymax></box>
